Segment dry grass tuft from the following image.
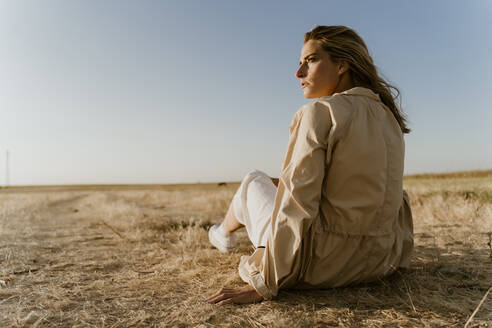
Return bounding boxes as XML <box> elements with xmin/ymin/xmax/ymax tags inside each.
<box><xmin>1</xmin><ymin>175</ymin><xmax>491</xmax><ymax>327</ymax></box>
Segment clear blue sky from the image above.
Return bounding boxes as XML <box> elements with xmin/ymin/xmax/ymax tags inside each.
<box><xmin>1</xmin><ymin>1</ymin><xmax>491</xmax><ymax>185</ymax></box>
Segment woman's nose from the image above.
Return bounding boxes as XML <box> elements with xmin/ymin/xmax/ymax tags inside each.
<box><xmin>296</xmin><ymin>65</ymin><xmax>306</xmax><ymax>78</ymax></box>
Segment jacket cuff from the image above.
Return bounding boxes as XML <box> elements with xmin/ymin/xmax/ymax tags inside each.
<box><xmin>238</xmin><ymin>255</ymin><xmax>274</xmax><ymax>300</ymax></box>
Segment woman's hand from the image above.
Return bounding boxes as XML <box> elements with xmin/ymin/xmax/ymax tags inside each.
<box><xmin>205</xmin><ymin>285</ymin><xmax>263</xmax><ymax>305</ymax></box>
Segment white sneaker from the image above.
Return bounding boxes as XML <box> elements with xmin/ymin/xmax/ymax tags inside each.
<box><xmin>208</xmin><ymin>224</ymin><xmax>237</xmax><ymax>253</ymax></box>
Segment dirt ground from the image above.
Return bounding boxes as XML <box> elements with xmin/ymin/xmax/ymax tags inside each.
<box><xmin>0</xmin><ymin>174</ymin><xmax>491</xmax><ymax>327</ymax></box>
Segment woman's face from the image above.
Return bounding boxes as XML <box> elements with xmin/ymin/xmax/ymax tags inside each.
<box><xmin>295</xmin><ymin>39</ymin><xmax>348</xmax><ymax>98</ymax></box>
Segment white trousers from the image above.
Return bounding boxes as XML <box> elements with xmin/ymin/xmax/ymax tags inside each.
<box><xmin>232</xmin><ymin>170</ymin><xmax>277</xmax><ymax>248</ymax></box>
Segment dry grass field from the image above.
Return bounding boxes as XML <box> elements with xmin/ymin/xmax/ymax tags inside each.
<box><xmin>1</xmin><ymin>171</ymin><xmax>491</xmax><ymax>327</ymax></box>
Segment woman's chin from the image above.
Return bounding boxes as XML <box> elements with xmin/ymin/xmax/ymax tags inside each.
<box><xmin>303</xmin><ymin>91</ymin><xmax>315</xmax><ymax>99</ymax></box>
<box><xmin>303</xmin><ymin>89</ymin><xmax>323</xmax><ymax>99</ymax></box>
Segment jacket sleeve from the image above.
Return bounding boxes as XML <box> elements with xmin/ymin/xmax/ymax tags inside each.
<box><xmin>238</xmin><ymin>101</ymin><xmax>332</xmax><ymax>299</ymax></box>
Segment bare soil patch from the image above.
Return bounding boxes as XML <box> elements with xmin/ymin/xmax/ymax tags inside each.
<box><xmin>1</xmin><ymin>177</ymin><xmax>491</xmax><ymax>327</ymax></box>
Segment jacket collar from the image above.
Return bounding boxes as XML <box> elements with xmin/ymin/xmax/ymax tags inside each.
<box><xmin>338</xmin><ymin>87</ymin><xmax>380</xmax><ymax>101</ymax></box>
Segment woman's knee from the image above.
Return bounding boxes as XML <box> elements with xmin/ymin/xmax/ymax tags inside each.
<box><xmin>243</xmin><ymin>169</ymin><xmax>268</xmax><ymax>182</ymax></box>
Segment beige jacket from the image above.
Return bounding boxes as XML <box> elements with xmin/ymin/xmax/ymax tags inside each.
<box><xmin>238</xmin><ymin>87</ymin><xmax>414</xmax><ymax>300</ymax></box>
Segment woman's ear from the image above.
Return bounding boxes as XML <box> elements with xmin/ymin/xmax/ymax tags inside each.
<box><xmin>338</xmin><ymin>61</ymin><xmax>350</xmax><ymax>75</ymax></box>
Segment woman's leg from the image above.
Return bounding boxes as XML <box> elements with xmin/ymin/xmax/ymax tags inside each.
<box><xmin>220</xmin><ymin>175</ymin><xmax>277</xmax><ymax>234</ymax></box>
<box><xmin>221</xmin><ymin>200</ymin><xmax>243</xmax><ymax>233</ymax></box>
<box><xmin>209</xmin><ymin>170</ymin><xmax>277</xmax><ymax>251</ymax></box>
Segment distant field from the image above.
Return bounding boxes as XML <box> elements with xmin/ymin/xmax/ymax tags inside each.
<box><xmin>0</xmin><ymin>172</ymin><xmax>491</xmax><ymax>327</ymax></box>
<box><xmin>405</xmin><ymin>169</ymin><xmax>492</xmax><ymax>180</ymax></box>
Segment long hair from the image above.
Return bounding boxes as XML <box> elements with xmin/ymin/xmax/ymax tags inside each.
<box><xmin>304</xmin><ymin>25</ymin><xmax>410</xmax><ymax>134</ymax></box>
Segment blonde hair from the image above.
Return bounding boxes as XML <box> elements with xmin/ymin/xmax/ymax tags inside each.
<box><xmin>304</xmin><ymin>25</ymin><xmax>410</xmax><ymax>134</ymax></box>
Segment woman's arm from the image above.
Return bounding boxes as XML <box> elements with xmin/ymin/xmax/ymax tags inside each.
<box><xmin>207</xmin><ymin>102</ymin><xmax>332</xmax><ymax>304</ymax></box>
<box><xmin>238</xmin><ymin>101</ymin><xmax>332</xmax><ymax>300</ymax></box>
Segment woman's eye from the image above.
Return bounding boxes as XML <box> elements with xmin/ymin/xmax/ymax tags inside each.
<box><xmin>307</xmin><ymin>57</ymin><xmax>317</xmax><ymax>62</ymax></box>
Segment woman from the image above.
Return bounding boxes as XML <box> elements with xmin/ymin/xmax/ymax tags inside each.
<box><xmin>206</xmin><ymin>25</ymin><xmax>413</xmax><ymax>305</ymax></box>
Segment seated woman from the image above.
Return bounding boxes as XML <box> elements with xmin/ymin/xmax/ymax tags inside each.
<box><xmin>206</xmin><ymin>25</ymin><xmax>414</xmax><ymax>305</ymax></box>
